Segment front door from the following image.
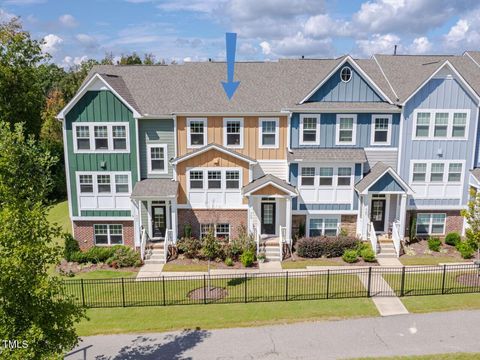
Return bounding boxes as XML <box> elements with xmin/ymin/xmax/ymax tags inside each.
<box><xmin>261</xmin><ymin>202</ymin><xmax>276</xmax><ymax>235</ymax></box>
<box><xmin>152</xmin><ymin>205</ymin><xmax>167</xmax><ymax>238</ymax></box>
<box><xmin>370</xmin><ymin>199</ymin><xmax>386</xmax><ymax>232</ymax></box>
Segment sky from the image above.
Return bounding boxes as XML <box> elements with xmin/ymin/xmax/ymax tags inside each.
<box><xmin>1</xmin><ymin>0</ymin><xmax>479</xmax><ymax>67</ymax></box>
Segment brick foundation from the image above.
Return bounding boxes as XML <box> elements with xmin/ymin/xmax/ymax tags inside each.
<box><xmin>73</xmin><ymin>220</ymin><xmax>135</xmax><ymax>251</ymax></box>
<box><xmin>405</xmin><ymin>210</ymin><xmax>464</xmax><ymax>239</ymax></box>
<box><xmin>340</xmin><ymin>215</ymin><xmax>358</xmax><ymax>237</ymax></box>
<box><xmin>177</xmin><ymin>209</ymin><xmax>248</xmax><ymax>239</ymax></box>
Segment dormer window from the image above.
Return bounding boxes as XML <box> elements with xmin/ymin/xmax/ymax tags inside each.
<box><xmin>340</xmin><ymin>66</ymin><xmax>352</xmax><ymax>83</ymax></box>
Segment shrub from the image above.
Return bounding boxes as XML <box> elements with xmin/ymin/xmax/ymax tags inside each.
<box><xmin>177</xmin><ymin>237</ymin><xmax>202</xmax><ymax>259</ymax></box>
<box><xmin>360</xmin><ymin>248</ymin><xmax>376</xmax><ymax>262</ymax></box>
<box><xmin>202</xmin><ymin>231</ymin><xmax>222</xmax><ymax>260</ymax></box>
<box><xmin>339</xmin><ymin>228</ymin><xmax>349</xmax><ymax>237</ymax></box>
<box><xmin>240</xmin><ymin>249</ymin><xmax>255</xmax><ymax>267</ymax></box>
<box><xmin>225</xmin><ymin>257</ymin><xmax>234</xmax><ymax>266</ymax></box>
<box><xmin>234</xmin><ymin>225</ymin><xmax>256</xmax><ymax>253</ymax></box>
<box><xmin>445</xmin><ymin>232</ymin><xmax>461</xmax><ymax>246</ymax></box>
<box><xmin>183</xmin><ymin>223</ymin><xmax>192</xmax><ymax>238</ymax></box>
<box><xmin>296</xmin><ymin>236</ymin><xmax>359</xmax><ymax>258</ymax></box>
<box><xmin>63</xmin><ymin>233</ymin><xmax>80</xmax><ymax>262</ymax></box>
<box><xmin>342</xmin><ymin>249</ymin><xmax>358</xmax><ymax>263</ymax></box>
<box><xmin>427</xmin><ymin>237</ymin><xmax>442</xmax><ymax>252</ymax></box>
<box><xmin>223</xmin><ymin>242</ymin><xmax>242</xmax><ymax>260</ymax></box>
<box><xmin>106</xmin><ymin>246</ymin><xmax>141</xmax><ymax>268</ymax></box>
<box><xmin>456</xmin><ymin>242</ymin><xmax>474</xmax><ymax>259</ymax></box>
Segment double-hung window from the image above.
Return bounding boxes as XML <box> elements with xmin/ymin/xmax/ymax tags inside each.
<box><xmin>225</xmin><ymin>170</ymin><xmax>240</xmax><ymax>189</ymax></box>
<box><xmin>452</xmin><ymin>113</ymin><xmax>467</xmax><ymax>138</ymax></box>
<box><xmin>371</xmin><ymin>115</ymin><xmax>391</xmax><ymax>145</ymax></box>
<box><xmin>94</xmin><ymin>126</ymin><xmax>109</xmax><ymax>150</ymax></box>
<box><xmin>115</xmin><ymin>174</ymin><xmax>129</xmax><ymax>193</ymax></box>
<box><xmin>200</xmin><ymin>224</ymin><xmax>214</xmax><ymax>238</ymax></box>
<box><xmin>112</xmin><ymin>125</ymin><xmax>127</xmax><ymax>150</ymax></box>
<box><xmin>415</xmin><ymin>112</ymin><xmax>430</xmax><ymax>138</ymax></box>
<box><xmin>411</xmin><ymin>161</ymin><xmax>463</xmax><ymax>184</ymax></box>
<box><xmin>336</xmin><ymin>115</ymin><xmax>356</xmax><ymax>145</ymax></box>
<box><xmin>224</xmin><ymin>118</ymin><xmax>243</xmax><ymax>148</ymax></box>
<box><xmin>94</xmin><ymin>224</ymin><xmax>124</xmax><ymax>245</ymax></box>
<box><xmin>412</xmin><ymin>163</ymin><xmax>427</xmax><ymax>183</ymax></box>
<box><xmin>319</xmin><ymin>167</ymin><xmax>333</xmax><ymax>186</ymax></box>
<box><xmin>187</xmin><ymin>118</ymin><xmax>207</xmax><ymax>147</ymax></box>
<box><xmin>208</xmin><ymin>171</ymin><xmax>222</xmax><ymax>189</ymax></box>
<box><xmin>414</xmin><ymin>110</ymin><xmax>469</xmax><ymax>140</ymax></box>
<box><xmin>259</xmin><ymin>118</ymin><xmax>279</xmax><ymax>148</ymax></box>
<box><xmin>300</xmin><ymin>115</ymin><xmax>319</xmax><ymax>144</ymax></box>
<box><xmin>434</xmin><ymin>112</ymin><xmax>449</xmax><ymax>137</ymax></box>
<box><xmin>79</xmin><ymin>175</ymin><xmax>93</xmax><ymax>193</ymax></box>
<box><xmin>97</xmin><ymin>174</ymin><xmax>111</xmax><ymax>193</ymax></box>
<box><xmin>337</xmin><ymin>167</ymin><xmax>352</xmax><ymax>186</ymax></box>
<box><xmin>309</xmin><ymin>218</ymin><xmax>339</xmax><ymax>237</ymax></box>
<box><xmin>301</xmin><ymin>167</ymin><xmax>315</xmax><ymax>186</ymax></box>
<box><xmin>189</xmin><ymin>171</ymin><xmax>204</xmax><ymax>189</ymax></box>
<box><xmin>215</xmin><ymin>224</ymin><xmax>230</xmax><ymax>239</ymax></box>
<box><xmin>76</xmin><ymin>126</ymin><xmax>90</xmax><ymax>150</ymax></box>
<box><xmin>147</xmin><ymin>144</ymin><xmax>167</xmax><ymax>174</ymax></box>
<box><xmin>448</xmin><ymin>163</ymin><xmax>462</xmax><ymax>182</ymax></box>
<box><xmin>416</xmin><ymin>213</ymin><xmax>446</xmax><ymax>235</ymax></box>
<box><xmin>430</xmin><ymin>163</ymin><xmax>444</xmax><ymax>182</ymax></box>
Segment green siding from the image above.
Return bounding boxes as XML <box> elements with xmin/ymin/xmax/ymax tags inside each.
<box><xmin>139</xmin><ymin>119</ymin><xmax>175</xmax><ymax>179</ymax></box>
<box><xmin>66</xmin><ymin>90</ymin><xmax>138</xmax><ymax>217</ymax></box>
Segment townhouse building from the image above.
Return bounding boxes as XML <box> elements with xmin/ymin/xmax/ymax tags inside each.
<box><xmin>58</xmin><ymin>52</ymin><xmax>480</xmax><ymax>261</ymax></box>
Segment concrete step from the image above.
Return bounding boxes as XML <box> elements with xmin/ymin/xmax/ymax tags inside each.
<box><xmin>149</xmin><ymin>254</ymin><xmax>165</xmax><ymax>260</ymax></box>
<box><xmin>144</xmin><ymin>259</ymin><xmax>165</xmax><ymax>265</ymax></box>
<box><xmin>149</xmin><ymin>242</ymin><xmax>165</xmax><ymax>249</ymax></box>
<box><xmin>377</xmin><ymin>253</ymin><xmax>398</xmax><ymax>259</ymax></box>
<box><xmin>150</xmin><ymin>249</ymin><xmax>164</xmax><ymax>255</ymax></box>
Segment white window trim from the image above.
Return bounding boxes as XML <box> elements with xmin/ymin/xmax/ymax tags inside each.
<box><xmin>187</xmin><ymin>168</ymin><xmax>243</xmax><ymax>192</ymax></box>
<box><xmin>94</xmin><ymin>224</ymin><xmax>124</xmax><ymax>246</ymax></box>
<box><xmin>370</xmin><ymin>114</ymin><xmax>392</xmax><ymax>146</ymax></box>
<box><xmin>72</xmin><ymin>122</ymin><xmax>130</xmax><ymax>153</ymax></box>
<box><xmin>223</xmin><ymin>117</ymin><xmax>244</xmax><ymax>149</ymax></box>
<box><xmin>76</xmin><ymin>171</ymin><xmax>131</xmax><ymax>211</ymax></box>
<box><xmin>335</xmin><ymin>114</ymin><xmax>357</xmax><ymax>145</ymax></box>
<box><xmin>415</xmin><ymin>213</ymin><xmax>446</xmax><ymax>236</ymax></box>
<box><xmin>299</xmin><ymin>166</ymin><xmax>316</xmax><ymax>188</ymax></box>
<box><xmin>299</xmin><ymin>114</ymin><xmax>320</xmax><ymax>145</ymax></box>
<box><xmin>412</xmin><ymin>109</ymin><xmax>470</xmax><ymax>141</ymax></box>
<box><xmin>259</xmin><ymin>117</ymin><xmax>279</xmax><ymax>149</ymax></box>
<box><xmin>199</xmin><ymin>223</ymin><xmax>231</xmax><ymax>238</ymax></box>
<box><xmin>298</xmin><ymin>165</ymin><xmax>354</xmax><ymax>189</ymax></box>
<box><xmin>187</xmin><ymin>117</ymin><xmax>208</xmax><ymax>148</ymax></box>
<box><xmin>409</xmin><ymin>160</ymin><xmax>465</xmax><ymax>185</ymax></box>
<box><xmin>306</xmin><ymin>215</ymin><xmax>341</xmax><ymax>237</ymax></box>
<box><xmin>340</xmin><ymin>66</ymin><xmax>352</xmax><ymax>83</ymax></box>
<box><xmin>147</xmin><ymin>144</ymin><xmax>168</xmax><ymax>175</ymax></box>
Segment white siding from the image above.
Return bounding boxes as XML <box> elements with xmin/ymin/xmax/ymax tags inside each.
<box><xmin>365</xmin><ymin>148</ymin><xmax>398</xmax><ymax>171</ymax></box>
<box><xmin>253</xmin><ymin>160</ymin><xmax>288</xmax><ymax>181</ymax></box>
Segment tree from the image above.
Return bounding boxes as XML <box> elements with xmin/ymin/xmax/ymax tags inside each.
<box><xmin>0</xmin><ymin>122</ymin><xmax>85</xmax><ymax>359</ymax></box>
<box><xmin>460</xmin><ymin>188</ymin><xmax>480</xmax><ymax>259</ymax></box>
<box><xmin>118</xmin><ymin>52</ymin><xmax>142</xmax><ymax>65</ymax></box>
<box><xmin>0</xmin><ymin>19</ymin><xmax>46</xmax><ymax>135</ymax></box>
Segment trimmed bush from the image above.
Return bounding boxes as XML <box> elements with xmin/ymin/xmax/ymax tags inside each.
<box><xmin>360</xmin><ymin>248</ymin><xmax>376</xmax><ymax>262</ymax></box>
<box><xmin>240</xmin><ymin>249</ymin><xmax>255</xmax><ymax>267</ymax></box>
<box><xmin>106</xmin><ymin>246</ymin><xmax>142</xmax><ymax>268</ymax></box>
<box><xmin>456</xmin><ymin>242</ymin><xmax>474</xmax><ymax>259</ymax></box>
<box><xmin>63</xmin><ymin>233</ymin><xmax>80</xmax><ymax>262</ymax></box>
<box><xmin>225</xmin><ymin>257</ymin><xmax>234</xmax><ymax>266</ymax></box>
<box><xmin>201</xmin><ymin>232</ymin><xmax>222</xmax><ymax>260</ymax></box>
<box><xmin>427</xmin><ymin>237</ymin><xmax>442</xmax><ymax>252</ymax></box>
<box><xmin>177</xmin><ymin>237</ymin><xmax>202</xmax><ymax>259</ymax></box>
<box><xmin>445</xmin><ymin>232</ymin><xmax>461</xmax><ymax>246</ymax></box>
<box><xmin>296</xmin><ymin>236</ymin><xmax>359</xmax><ymax>258</ymax></box>
<box><xmin>342</xmin><ymin>249</ymin><xmax>358</xmax><ymax>263</ymax></box>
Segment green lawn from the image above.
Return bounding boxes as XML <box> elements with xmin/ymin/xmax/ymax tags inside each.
<box><xmin>401</xmin><ymin>293</ymin><xmax>480</xmax><ymax>313</ymax></box>
<box><xmin>47</xmin><ymin>200</ymin><xmax>71</xmax><ymax>247</ymax></box>
<box><xmin>76</xmin><ymin>297</ymin><xmax>377</xmax><ymax>336</ymax></box>
<box><xmin>282</xmin><ymin>259</ymin><xmax>343</xmax><ymax>269</ymax></box>
<box><xmin>162</xmin><ymin>263</ymin><xmax>213</xmax><ymax>272</ymax></box>
<box><xmin>354</xmin><ymin>353</ymin><xmax>480</xmax><ymax>360</ymax></box>
<box><xmin>67</xmin><ymin>270</ymin><xmax>138</xmax><ymax>280</ymax></box>
<box><xmin>400</xmin><ymin>256</ymin><xmax>469</xmax><ymax>266</ymax></box>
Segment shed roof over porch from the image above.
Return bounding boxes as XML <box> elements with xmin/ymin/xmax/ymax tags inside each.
<box><xmin>355</xmin><ymin>162</ymin><xmax>412</xmax><ymax>195</ymax></box>
<box><xmin>131</xmin><ymin>178</ymin><xmax>178</xmax><ymax>199</ymax></box>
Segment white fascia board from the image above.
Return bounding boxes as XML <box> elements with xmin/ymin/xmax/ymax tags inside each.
<box><xmin>299</xmin><ymin>56</ymin><xmax>394</xmax><ymax>105</ymax></box>
<box><xmin>171</xmin><ymin>144</ymin><xmax>257</xmax><ymax>165</ymax></box>
<box><xmin>243</xmin><ymin>181</ymin><xmax>297</xmax><ymax>197</ymax></box>
<box><xmin>57</xmin><ymin>73</ymin><xmax>141</xmax><ymax>119</ymax></box>
<box><xmin>358</xmin><ymin>168</ymin><xmax>413</xmax><ymax>195</ymax></box>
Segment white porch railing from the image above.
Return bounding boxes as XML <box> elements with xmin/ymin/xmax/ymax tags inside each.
<box><xmin>368</xmin><ymin>222</ymin><xmax>378</xmax><ymax>255</ymax></box>
<box><xmin>140</xmin><ymin>227</ymin><xmax>147</xmax><ymax>261</ymax></box>
<box><xmin>279</xmin><ymin>225</ymin><xmax>287</xmax><ymax>261</ymax></box>
<box><xmin>253</xmin><ymin>224</ymin><xmax>260</xmax><ymax>255</ymax></box>
<box><xmin>391</xmin><ymin>220</ymin><xmax>401</xmax><ymax>258</ymax></box>
<box><xmin>164</xmin><ymin>229</ymin><xmax>174</xmax><ymax>261</ymax></box>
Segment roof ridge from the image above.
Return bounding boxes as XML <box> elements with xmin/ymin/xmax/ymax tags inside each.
<box><xmin>372</xmin><ymin>55</ymin><xmax>399</xmax><ymax>101</ymax></box>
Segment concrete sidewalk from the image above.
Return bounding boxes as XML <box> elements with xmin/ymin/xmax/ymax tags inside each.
<box><xmin>66</xmin><ymin>310</ymin><xmax>480</xmax><ymax>360</ymax></box>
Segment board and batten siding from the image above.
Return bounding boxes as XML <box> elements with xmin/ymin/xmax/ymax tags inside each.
<box><xmin>307</xmin><ymin>62</ymin><xmax>383</xmax><ymax>102</ymax></box>
<box><xmin>176</xmin><ymin>116</ymin><xmax>287</xmax><ymax>160</ymax></box>
<box><xmin>290</xmin><ymin>113</ymin><xmax>400</xmax><ymax>148</ymax></box>
<box><xmin>401</xmin><ymin>77</ymin><xmax>479</xmax><ymax>206</ymax></box>
<box><xmin>65</xmin><ymin>90</ymin><xmax>138</xmax><ymax>217</ymax></box>
<box><xmin>138</xmin><ymin>119</ymin><xmax>175</xmax><ymax>179</ymax></box>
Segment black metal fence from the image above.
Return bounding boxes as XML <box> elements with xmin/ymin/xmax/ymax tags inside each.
<box><xmin>61</xmin><ymin>263</ymin><xmax>480</xmax><ymax>308</ymax></box>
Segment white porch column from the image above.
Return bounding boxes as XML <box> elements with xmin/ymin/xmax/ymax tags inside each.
<box><xmin>171</xmin><ymin>199</ymin><xmax>178</xmax><ymax>242</ymax></box>
<box><xmin>286</xmin><ymin>196</ymin><xmax>292</xmax><ymax>243</ymax></box>
<box><xmin>132</xmin><ymin>199</ymin><xmax>140</xmax><ymax>247</ymax></box>
<box><xmin>247</xmin><ymin>196</ymin><xmax>253</xmax><ymax>234</ymax></box>
<box><xmin>362</xmin><ymin>194</ymin><xmax>371</xmax><ymax>240</ymax></box>
<box><xmin>399</xmin><ymin>194</ymin><xmax>407</xmax><ymax>240</ymax></box>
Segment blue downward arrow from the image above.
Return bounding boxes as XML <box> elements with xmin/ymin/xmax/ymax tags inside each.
<box><xmin>221</xmin><ymin>32</ymin><xmax>240</xmax><ymax>100</ymax></box>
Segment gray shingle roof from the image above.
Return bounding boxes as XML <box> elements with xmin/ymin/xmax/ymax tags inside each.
<box><xmin>131</xmin><ymin>178</ymin><xmax>178</xmax><ymax>198</ymax></box>
<box><xmin>290</xmin><ymin>101</ymin><xmax>400</xmax><ymax>111</ymax></box>
<box><xmin>99</xmin><ymin>74</ymin><xmax>141</xmax><ymax>114</ymax></box>
<box><xmin>470</xmin><ymin>168</ymin><xmax>480</xmax><ymax>183</ymax></box>
<box><xmin>355</xmin><ymin>162</ymin><xmax>391</xmax><ymax>193</ymax></box>
<box><xmin>171</xmin><ymin>143</ymin><xmax>257</xmax><ymax>164</ymax></box>
<box><xmin>287</xmin><ymin>148</ymin><xmax>367</xmax><ymax>163</ymax></box>
<box><xmin>242</xmin><ymin>174</ymin><xmax>296</xmax><ymax>195</ymax></box>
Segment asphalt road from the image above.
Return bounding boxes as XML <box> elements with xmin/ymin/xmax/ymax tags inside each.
<box><xmin>66</xmin><ymin>310</ymin><xmax>480</xmax><ymax>360</ymax></box>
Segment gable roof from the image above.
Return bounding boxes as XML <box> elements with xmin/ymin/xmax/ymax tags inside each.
<box><xmin>171</xmin><ymin>143</ymin><xmax>257</xmax><ymax>165</ymax></box>
<box><xmin>242</xmin><ymin>174</ymin><xmax>297</xmax><ymax>197</ymax></box>
<box><xmin>355</xmin><ymin>162</ymin><xmax>412</xmax><ymax>194</ymax></box>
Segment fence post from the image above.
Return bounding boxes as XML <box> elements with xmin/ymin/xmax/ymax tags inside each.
<box><xmin>80</xmin><ymin>278</ymin><xmax>86</xmax><ymax>307</ymax></box>
<box><xmin>244</xmin><ymin>273</ymin><xmax>248</xmax><ymax>303</ymax></box>
<box><xmin>203</xmin><ymin>275</ymin><xmax>207</xmax><ymax>304</ymax></box>
<box><xmin>367</xmin><ymin>267</ymin><xmax>372</xmax><ymax>298</ymax></box>
<box><xmin>285</xmin><ymin>271</ymin><xmax>289</xmax><ymax>301</ymax></box>
<box><xmin>400</xmin><ymin>266</ymin><xmax>406</xmax><ymax>297</ymax></box>
<box><xmin>162</xmin><ymin>276</ymin><xmax>166</xmax><ymax>306</ymax></box>
<box><xmin>326</xmin><ymin>269</ymin><xmax>330</xmax><ymax>299</ymax></box>
<box><xmin>441</xmin><ymin>264</ymin><xmax>447</xmax><ymax>295</ymax></box>
<box><xmin>121</xmin><ymin>278</ymin><xmax>126</xmax><ymax>307</ymax></box>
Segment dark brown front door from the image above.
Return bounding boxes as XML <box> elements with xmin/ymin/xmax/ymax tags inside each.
<box><xmin>261</xmin><ymin>202</ymin><xmax>276</xmax><ymax>235</ymax></box>
<box><xmin>370</xmin><ymin>199</ymin><xmax>386</xmax><ymax>232</ymax></box>
<box><xmin>152</xmin><ymin>205</ymin><xmax>167</xmax><ymax>238</ymax></box>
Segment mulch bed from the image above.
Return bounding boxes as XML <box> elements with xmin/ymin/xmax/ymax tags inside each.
<box><xmin>169</xmin><ymin>256</ymin><xmax>259</xmax><ymax>269</ymax></box>
<box><xmin>402</xmin><ymin>239</ymin><xmax>464</xmax><ymax>259</ymax></box>
<box><xmin>188</xmin><ymin>287</ymin><xmax>228</xmax><ymax>300</ymax></box>
<box><xmin>456</xmin><ymin>273</ymin><xmax>480</xmax><ymax>287</ymax></box>
<box><xmin>56</xmin><ymin>259</ymin><xmax>139</xmax><ymax>275</ymax></box>
<box><xmin>285</xmin><ymin>254</ymin><xmax>379</xmax><ymax>266</ymax></box>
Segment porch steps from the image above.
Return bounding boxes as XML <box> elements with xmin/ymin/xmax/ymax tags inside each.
<box><xmin>376</xmin><ymin>237</ymin><xmax>397</xmax><ymax>259</ymax></box>
<box><xmin>261</xmin><ymin>238</ymin><xmax>282</xmax><ymax>262</ymax></box>
<box><xmin>144</xmin><ymin>241</ymin><xmax>166</xmax><ymax>265</ymax></box>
